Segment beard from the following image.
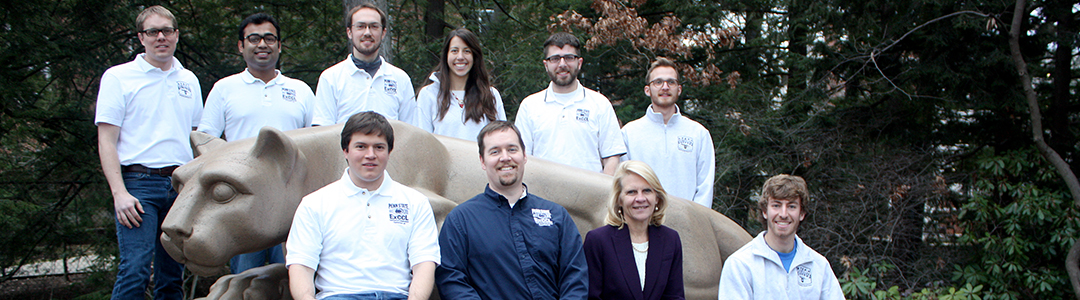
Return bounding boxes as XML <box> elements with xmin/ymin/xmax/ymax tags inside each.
<box><xmin>498</xmin><ymin>174</ymin><xmax>520</xmax><ymax>187</ymax></box>
<box><xmin>547</xmin><ymin>65</ymin><xmax>580</xmax><ymax>87</ymax></box>
<box><xmin>352</xmin><ymin>37</ymin><xmax>381</xmax><ymax>56</ymax></box>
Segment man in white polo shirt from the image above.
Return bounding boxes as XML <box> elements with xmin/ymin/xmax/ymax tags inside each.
<box><xmin>95</xmin><ymin>5</ymin><xmax>202</xmax><ymax>300</ymax></box>
<box><xmin>514</xmin><ymin>32</ymin><xmax>625</xmax><ymax>175</ymax></box>
<box><xmin>621</xmin><ymin>57</ymin><xmax>715</xmax><ymax>208</ymax></box>
<box><xmin>311</xmin><ymin>2</ymin><xmax>417</xmax><ymax>126</ymax></box>
<box><xmin>196</xmin><ymin>12</ymin><xmax>314</xmax><ymax>274</ymax></box>
<box><xmin>287</xmin><ymin>112</ymin><xmax>440</xmax><ymax>300</ymax></box>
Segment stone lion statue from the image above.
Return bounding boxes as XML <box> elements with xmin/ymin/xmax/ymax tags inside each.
<box><xmin>159</xmin><ymin>120</ymin><xmax>752</xmax><ymax>299</ymax></box>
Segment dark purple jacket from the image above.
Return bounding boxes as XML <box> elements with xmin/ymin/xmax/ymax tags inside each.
<box><xmin>583</xmin><ymin>224</ymin><xmax>685</xmax><ymax>300</ymax></box>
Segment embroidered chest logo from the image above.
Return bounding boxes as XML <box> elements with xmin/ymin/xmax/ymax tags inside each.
<box><xmin>677</xmin><ymin>136</ymin><xmax>694</xmax><ymax>152</ymax></box>
<box><xmin>388</xmin><ymin>203</ymin><xmax>409</xmax><ymax>224</ymax></box>
<box><xmin>384</xmin><ymin>79</ymin><xmax>397</xmax><ymax>95</ymax></box>
<box><xmin>575</xmin><ymin>109</ymin><xmax>590</xmax><ymax>122</ymax></box>
<box><xmin>532</xmin><ymin>208</ymin><xmax>553</xmax><ymax>227</ymax></box>
<box><xmin>795</xmin><ymin>265</ymin><xmax>812</xmax><ymax>286</ymax></box>
<box><xmin>282</xmin><ymin>88</ymin><xmax>297</xmax><ymax>102</ymax></box>
<box><xmin>177</xmin><ymin>81</ymin><xmax>193</xmax><ymax>98</ymax></box>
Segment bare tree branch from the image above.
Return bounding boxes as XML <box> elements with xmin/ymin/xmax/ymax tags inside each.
<box><xmin>1005</xmin><ymin>0</ymin><xmax>1080</xmax><ymax>298</ymax></box>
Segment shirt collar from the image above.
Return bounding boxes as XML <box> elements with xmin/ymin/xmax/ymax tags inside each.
<box><xmin>346</xmin><ymin>54</ymin><xmax>385</xmax><ymax>77</ymax></box>
<box><xmin>644</xmin><ymin>104</ymin><xmax>681</xmax><ymax>124</ymax></box>
<box><xmin>544</xmin><ymin>82</ymin><xmax>586</xmax><ymax>104</ymax></box>
<box><xmin>135</xmin><ymin>53</ymin><xmax>185</xmax><ymax>74</ymax></box>
<box><xmin>484</xmin><ymin>183</ymin><xmax>529</xmax><ymax>206</ymax></box>
<box><xmin>240</xmin><ymin>68</ymin><xmax>282</xmax><ymax>85</ymax></box>
<box><xmin>340</xmin><ymin>169</ymin><xmax>393</xmax><ymax>198</ymax></box>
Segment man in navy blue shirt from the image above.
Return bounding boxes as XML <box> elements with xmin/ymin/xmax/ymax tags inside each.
<box><xmin>435</xmin><ymin>121</ymin><xmax>588</xmax><ymax>299</ymax></box>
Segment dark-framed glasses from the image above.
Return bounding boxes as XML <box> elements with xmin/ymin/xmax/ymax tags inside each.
<box><xmin>140</xmin><ymin>27</ymin><xmax>177</xmax><ymax>37</ymax></box>
<box><xmin>245</xmin><ymin>33</ymin><xmax>279</xmax><ymax>45</ymax></box>
<box><xmin>649</xmin><ymin>78</ymin><xmax>679</xmax><ymax>87</ymax></box>
<box><xmin>544</xmin><ymin>54</ymin><xmax>581</xmax><ymax>63</ymax></box>
<box><xmin>352</xmin><ymin>22</ymin><xmax>382</xmax><ymax>31</ymax></box>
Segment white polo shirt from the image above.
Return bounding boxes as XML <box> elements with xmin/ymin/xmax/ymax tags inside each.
<box><xmin>94</xmin><ymin>54</ymin><xmax>203</xmax><ymax>168</ymax></box>
<box><xmin>416</xmin><ymin>73</ymin><xmax>506</xmax><ymax>141</ymax></box>
<box><xmin>312</xmin><ymin>55</ymin><xmax>417</xmax><ymax>126</ymax></box>
<box><xmin>197</xmin><ymin>69</ymin><xmax>313</xmax><ymax>140</ymax></box>
<box><xmin>515</xmin><ymin>82</ymin><xmax>626</xmax><ymax>172</ymax></box>
<box><xmin>286</xmin><ymin>170</ymin><xmax>440</xmax><ymax>299</ymax></box>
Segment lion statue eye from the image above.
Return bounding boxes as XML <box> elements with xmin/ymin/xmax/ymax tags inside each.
<box><xmin>210</xmin><ymin>182</ymin><xmax>237</xmax><ymax>203</ymax></box>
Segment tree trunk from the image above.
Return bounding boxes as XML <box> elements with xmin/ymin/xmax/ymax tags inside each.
<box><xmin>424</xmin><ymin>0</ymin><xmax>445</xmax><ymax>42</ymax></box>
<box><xmin>344</xmin><ymin>0</ymin><xmax>394</xmax><ymax>63</ymax></box>
<box><xmin>1006</xmin><ymin>0</ymin><xmax>1080</xmax><ymax>298</ymax></box>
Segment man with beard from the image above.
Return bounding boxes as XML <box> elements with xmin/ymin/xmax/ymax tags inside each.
<box><xmin>311</xmin><ymin>2</ymin><xmax>417</xmax><ymax>126</ymax></box>
<box><xmin>197</xmin><ymin>12</ymin><xmax>314</xmax><ymax>274</ymax></box>
<box><xmin>95</xmin><ymin>5</ymin><xmax>202</xmax><ymax>299</ymax></box>
<box><xmin>514</xmin><ymin>32</ymin><xmax>625</xmax><ymax>175</ymax></box>
<box><xmin>435</xmin><ymin>121</ymin><xmax>588</xmax><ymax>300</ymax></box>
<box><xmin>621</xmin><ymin>57</ymin><xmax>714</xmax><ymax>208</ymax></box>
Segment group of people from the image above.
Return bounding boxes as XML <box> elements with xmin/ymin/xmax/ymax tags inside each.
<box><xmin>94</xmin><ymin>3</ymin><xmax>842</xmax><ymax>300</ymax></box>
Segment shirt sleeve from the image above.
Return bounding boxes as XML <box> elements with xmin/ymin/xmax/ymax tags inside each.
<box><xmin>312</xmin><ymin>70</ymin><xmax>337</xmax><ymax>126</ymax></box>
<box><xmin>300</xmin><ymin>84</ymin><xmax>315</xmax><ymax>128</ymax></box>
<box><xmin>596</xmin><ymin>98</ymin><xmax>626</xmax><ymax>159</ymax></box>
<box><xmin>285</xmin><ymin>199</ymin><xmax>323</xmax><ymax>271</ymax></box>
<box><xmin>694</xmin><ymin>129</ymin><xmax>715</xmax><ymax>208</ymax></box>
<box><xmin>95</xmin><ymin>70</ymin><xmax>125</xmax><ymax>126</ymax></box>
<box><xmin>416</xmin><ymin>84</ymin><xmax>437</xmax><ymax>133</ymax></box>
<box><xmin>196</xmin><ymin>82</ymin><xmax>226</xmax><ymax>138</ymax></box>
<box><xmin>514</xmin><ymin>100</ymin><xmax>534</xmax><ymax>156</ymax></box>
<box><xmin>493</xmin><ymin>88</ymin><xmax>507</xmax><ymax>121</ymax></box>
<box><xmin>582</xmin><ymin>230</ymin><xmax>604</xmax><ymax>300</ymax></box>
<box><xmin>662</xmin><ymin>231</ymin><xmax>686</xmax><ymax>300</ymax></box>
<box><xmin>407</xmin><ymin>195</ymin><xmax>441</xmax><ymax>267</ymax></box>
<box><xmin>822</xmin><ymin>260</ymin><xmax>845</xmax><ymax>300</ymax></box>
<box><xmin>557</xmin><ymin>207</ymin><xmax>588</xmax><ymax>300</ymax></box>
<box><xmin>396</xmin><ymin>73</ymin><xmax>419</xmax><ymax>127</ymax></box>
<box><xmin>190</xmin><ymin>78</ymin><xmax>204</xmax><ymax>127</ymax></box>
<box><xmin>434</xmin><ymin>211</ymin><xmax>483</xmax><ymax>300</ymax></box>
<box><xmin>717</xmin><ymin>254</ymin><xmax>752</xmax><ymax>300</ymax></box>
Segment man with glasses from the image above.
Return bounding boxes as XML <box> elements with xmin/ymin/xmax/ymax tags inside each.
<box><xmin>196</xmin><ymin>12</ymin><xmax>314</xmax><ymax>274</ymax></box>
<box><xmin>311</xmin><ymin>2</ymin><xmax>417</xmax><ymax>126</ymax></box>
<box><xmin>514</xmin><ymin>32</ymin><xmax>625</xmax><ymax>175</ymax></box>
<box><xmin>621</xmin><ymin>57</ymin><xmax>715</xmax><ymax>208</ymax></box>
<box><xmin>95</xmin><ymin>5</ymin><xmax>202</xmax><ymax>300</ymax></box>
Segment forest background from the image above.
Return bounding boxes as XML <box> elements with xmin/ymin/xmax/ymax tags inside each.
<box><xmin>1</xmin><ymin>0</ymin><xmax>1079</xmax><ymax>299</ymax></box>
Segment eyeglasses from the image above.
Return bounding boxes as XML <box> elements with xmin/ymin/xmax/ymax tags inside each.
<box><xmin>544</xmin><ymin>54</ymin><xmax>580</xmax><ymax>63</ymax></box>
<box><xmin>649</xmin><ymin>78</ymin><xmax>679</xmax><ymax>87</ymax></box>
<box><xmin>245</xmin><ymin>33</ymin><xmax>279</xmax><ymax>45</ymax></box>
<box><xmin>140</xmin><ymin>27</ymin><xmax>177</xmax><ymax>37</ymax></box>
<box><xmin>352</xmin><ymin>22</ymin><xmax>383</xmax><ymax>32</ymax></box>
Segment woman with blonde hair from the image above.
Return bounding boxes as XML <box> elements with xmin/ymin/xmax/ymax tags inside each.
<box><xmin>416</xmin><ymin>28</ymin><xmax>505</xmax><ymax>140</ymax></box>
<box><xmin>583</xmin><ymin>160</ymin><xmax>684</xmax><ymax>300</ymax></box>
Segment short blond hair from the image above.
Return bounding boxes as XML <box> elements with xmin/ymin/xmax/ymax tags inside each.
<box><xmin>135</xmin><ymin>5</ymin><xmax>177</xmax><ymax>31</ymax></box>
<box><xmin>604</xmin><ymin>161</ymin><xmax>669</xmax><ymax>228</ymax></box>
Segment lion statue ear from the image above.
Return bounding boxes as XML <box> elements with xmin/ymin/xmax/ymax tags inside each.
<box><xmin>251</xmin><ymin>126</ymin><xmax>303</xmax><ymax>184</ymax></box>
<box><xmin>191</xmin><ymin>131</ymin><xmax>226</xmax><ymax>158</ymax></box>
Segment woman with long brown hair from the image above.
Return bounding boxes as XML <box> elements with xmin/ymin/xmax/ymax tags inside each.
<box><xmin>417</xmin><ymin>28</ymin><xmax>505</xmax><ymax>140</ymax></box>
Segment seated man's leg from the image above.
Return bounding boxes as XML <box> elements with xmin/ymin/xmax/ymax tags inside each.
<box><xmin>230</xmin><ymin>244</ymin><xmax>285</xmax><ymax>274</ymax></box>
<box><xmin>321</xmin><ymin>292</ymin><xmax>408</xmax><ymax>300</ymax></box>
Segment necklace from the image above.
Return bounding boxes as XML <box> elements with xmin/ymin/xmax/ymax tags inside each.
<box><xmin>632</xmin><ymin>242</ymin><xmax>649</xmax><ymax>253</ymax></box>
<box><xmin>451</xmin><ymin>91</ymin><xmax>465</xmax><ymax>108</ymax></box>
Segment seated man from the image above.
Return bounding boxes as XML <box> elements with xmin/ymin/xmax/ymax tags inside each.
<box><xmin>717</xmin><ymin>174</ymin><xmax>843</xmax><ymax>300</ymax></box>
<box><xmin>286</xmin><ymin>112</ymin><xmax>440</xmax><ymax>300</ymax></box>
<box><xmin>435</xmin><ymin>120</ymin><xmax>588</xmax><ymax>299</ymax></box>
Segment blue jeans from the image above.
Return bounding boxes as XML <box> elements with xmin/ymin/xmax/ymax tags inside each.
<box><xmin>229</xmin><ymin>244</ymin><xmax>285</xmax><ymax>274</ymax></box>
<box><xmin>111</xmin><ymin>172</ymin><xmax>184</xmax><ymax>300</ymax></box>
<box><xmin>323</xmin><ymin>292</ymin><xmax>407</xmax><ymax>300</ymax></box>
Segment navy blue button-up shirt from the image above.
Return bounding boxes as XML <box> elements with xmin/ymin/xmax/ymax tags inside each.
<box><xmin>436</xmin><ymin>185</ymin><xmax>588</xmax><ymax>300</ymax></box>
